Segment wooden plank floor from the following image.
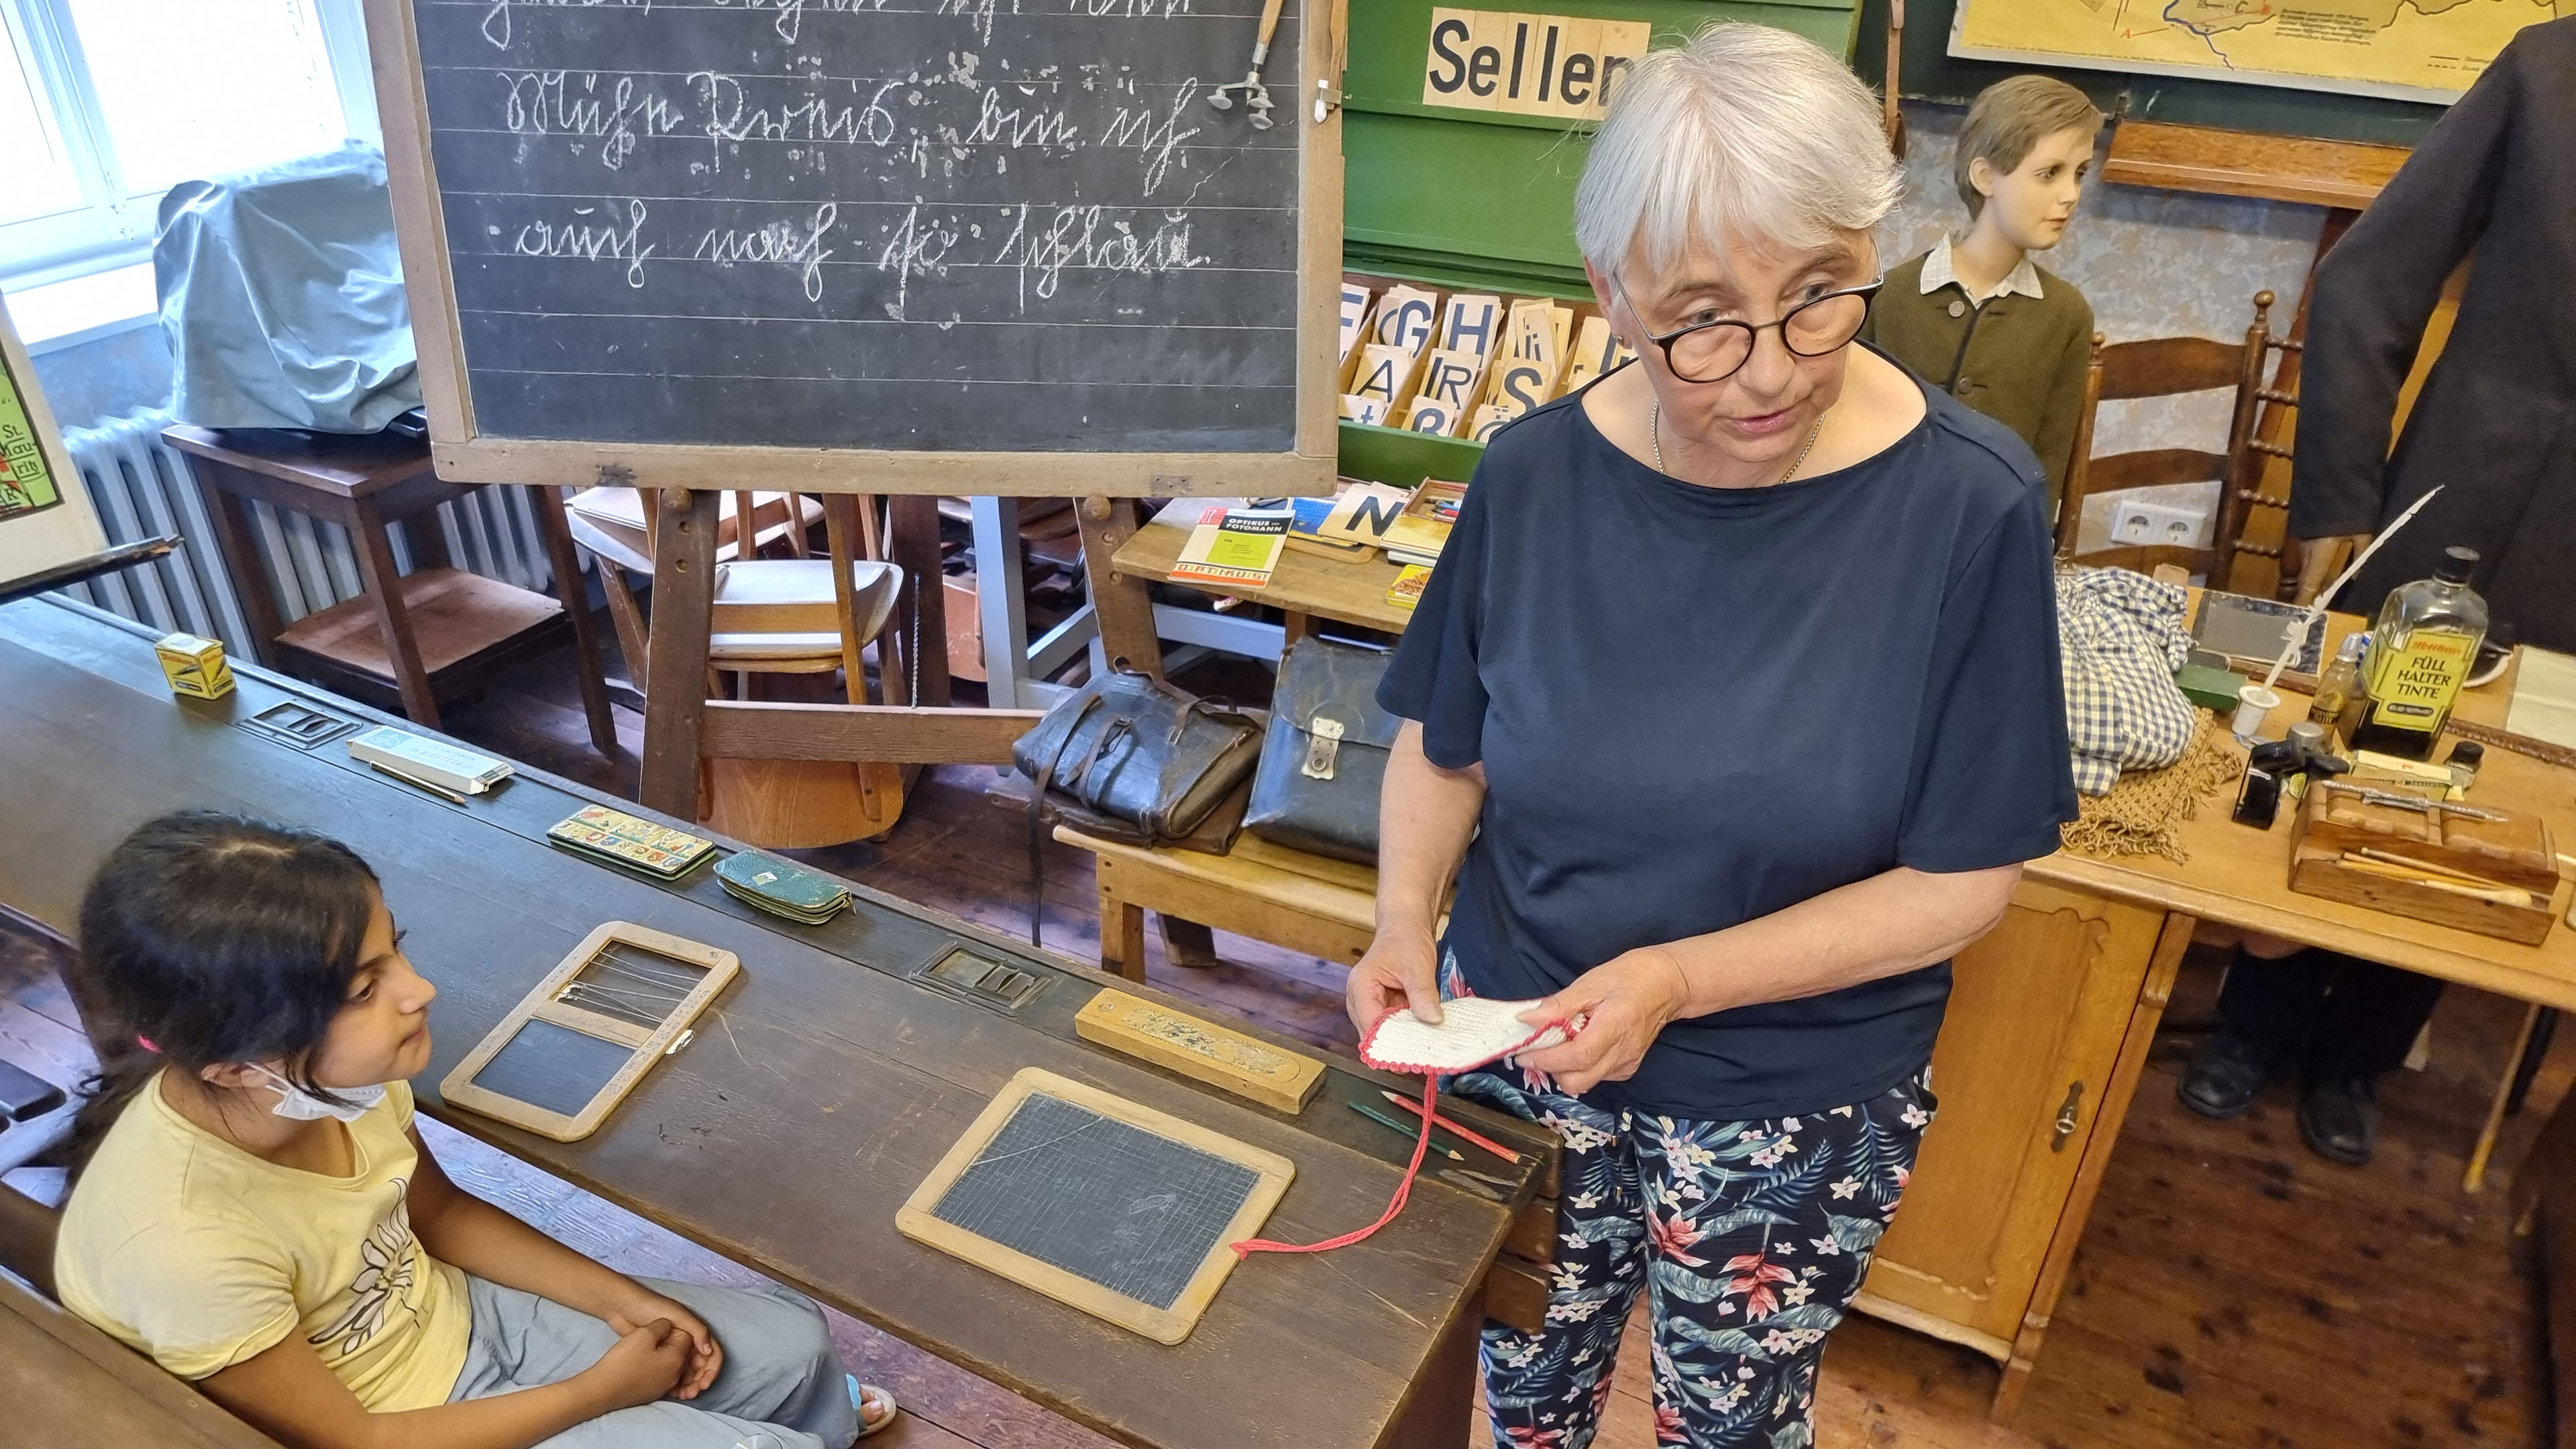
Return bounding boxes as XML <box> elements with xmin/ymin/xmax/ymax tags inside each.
<box><xmin>1</xmin><ymin>622</ymin><xmax>2561</xmax><ymax>1448</ymax></box>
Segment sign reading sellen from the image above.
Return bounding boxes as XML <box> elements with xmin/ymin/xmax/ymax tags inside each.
<box><xmin>1420</xmin><ymin>9</ymin><xmax>1650</xmax><ymax>121</ymax></box>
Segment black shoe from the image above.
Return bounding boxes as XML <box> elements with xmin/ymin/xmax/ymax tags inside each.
<box><xmin>2179</xmin><ymin>1031</ymin><xmax>2269</xmax><ymax>1119</ymax></box>
<box><xmin>2298</xmin><ymin>1075</ymin><xmax>2381</xmax><ymax>1166</ymax></box>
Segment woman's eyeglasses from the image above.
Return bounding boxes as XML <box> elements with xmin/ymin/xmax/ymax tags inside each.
<box><xmin>1613</xmin><ymin>274</ymin><xmax>1883</xmax><ymax>384</ymax></box>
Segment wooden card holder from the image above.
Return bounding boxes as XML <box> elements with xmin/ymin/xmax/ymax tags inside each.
<box><xmin>2289</xmin><ymin>786</ymin><xmax>2563</xmax><ymax>947</ymax></box>
<box><xmin>441</xmin><ymin>922</ymin><xmax>739</xmax><ymax>1140</ymax></box>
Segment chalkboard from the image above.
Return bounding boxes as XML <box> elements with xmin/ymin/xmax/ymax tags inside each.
<box><xmin>896</xmin><ymin>1068</ymin><xmax>1294</xmax><ymax>1344</ymax></box>
<box><xmin>365</xmin><ymin>0</ymin><xmax>1342</xmax><ymax>496</ymax></box>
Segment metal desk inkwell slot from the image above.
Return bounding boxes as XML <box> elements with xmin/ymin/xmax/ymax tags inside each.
<box><xmin>238</xmin><ymin>700</ymin><xmax>362</xmax><ymax>749</ymax></box>
<box><xmin>914</xmin><ymin>947</ymin><xmax>1049</xmax><ymax>1013</ymax></box>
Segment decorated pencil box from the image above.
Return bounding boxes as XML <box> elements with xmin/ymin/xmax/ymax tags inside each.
<box><xmin>714</xmin><ymin>851</ymin><xmax>850</xmax><ymax>924</ymax></box>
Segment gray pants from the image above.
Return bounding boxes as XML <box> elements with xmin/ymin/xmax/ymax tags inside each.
<box><xmin>449</xmin><ymin>1275</ymin><xmax>859</xmax><ymax>1449</ymax></box>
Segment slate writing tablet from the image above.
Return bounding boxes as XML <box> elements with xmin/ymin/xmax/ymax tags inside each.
<box><xmin>896</xmin><ymin>1068</ymin><xmax>1293</xmax><ymax>1344</ymax></box>
<box><xmin>443</xmin><ymin>921</ymin><xmax>737</xmax><ymax>1142</ymax></box>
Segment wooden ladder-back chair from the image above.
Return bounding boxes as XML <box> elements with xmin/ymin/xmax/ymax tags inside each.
<box><xmin>2057</xmin><ymin>291</ymin><xmax>2279</xmax><ymax>582</ymax></box>
<box><xmin>2222</xmin><ymin>331</ymin><xmax>2304</xmax><ymax>600</ymax></box>
<box><xmin>563</xmin><ymin>487</ymin><xmax>910</xmax><ymax>847</ymax></box>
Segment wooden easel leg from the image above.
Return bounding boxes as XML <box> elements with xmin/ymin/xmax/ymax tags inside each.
<box><xmin>530</xmin><ymin>484</ymin><xmax>620</xmax><ymax>755</ymax></box>
<box><xmin>639</xmin><ymin>488</ymin><xmax>717</xmax><ymax>820</ymax></box>
<box><xmin>889</xmin><ymin>494</ymin><xmax>951</xmax><ymax>708</ymax></box>
<box><xmin>1075</xmin><ymin>496</ymin><xmax>1165</xmax><ymax>680</ymax></box>
<box><xmin>1381</xmin><ymin>1280</ymin><xmax>1485</xmax><ymax>1449</ymax></box>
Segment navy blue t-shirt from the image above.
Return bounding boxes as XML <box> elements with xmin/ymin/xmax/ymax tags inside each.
<box><xmin>1377</xmin><ymin>362</ymin><xmax>2077</xmax><ymax>1120</ymax></box>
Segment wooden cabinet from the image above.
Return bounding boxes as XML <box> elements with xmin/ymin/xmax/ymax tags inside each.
<box><xmin>1858</xmin><ymin>879</ymin><xmax>2190</xmax><ymax>1413</ymax></box>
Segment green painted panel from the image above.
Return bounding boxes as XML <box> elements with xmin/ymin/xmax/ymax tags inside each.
<box><xmin>1337</xmin><ymin>418</ymin><xmax>1489</xmax><ymax>490</ymax></box>
<box><xmin>1342</xmin><ymin>0</ymin><xmax>1862</xmax><ymax>287</ymax></box>
<box><xmin>1335</xmin><ymin>0</ymin><xmax>1863</xmax><ymax>480</ymax></box>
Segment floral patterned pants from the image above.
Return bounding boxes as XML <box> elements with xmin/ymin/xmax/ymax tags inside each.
<box><xmin>1443</xmin><ymin>961</ymin><xmax>1935</xmax><ymax>1448</ymax></box>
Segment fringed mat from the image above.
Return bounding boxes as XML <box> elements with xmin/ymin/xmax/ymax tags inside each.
<box><xmin>2060</xmin><ymin>710</ymin><xmax>2245</xmax><ymax>864</ymax></box>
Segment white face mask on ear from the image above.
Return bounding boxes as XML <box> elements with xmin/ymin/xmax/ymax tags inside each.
<box><xmin>249</xmin><ymin>1065</ymin><xmax>386</xmax><ymax>1124</ymax></box>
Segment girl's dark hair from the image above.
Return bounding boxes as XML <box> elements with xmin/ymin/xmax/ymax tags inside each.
<box><xmin>62</xmin><ymin>810</ymin><xmax>382</xmax><ymax>1179</ymax></box>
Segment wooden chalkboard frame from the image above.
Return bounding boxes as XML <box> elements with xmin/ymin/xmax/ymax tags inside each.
<box><xmin>363</xmin><ymin>0</ymin><xmax>1343</xmax><ymax>498</ymax></box>
<box><xmin>441</xmin><ymin>920</ymin><xmax>739</xmax><ymax>1142</ymax></box>
<box><xmin>896</xmin><ymin>1067</ymin><xmax>1294</xmax><ymax>1345</ymax></box>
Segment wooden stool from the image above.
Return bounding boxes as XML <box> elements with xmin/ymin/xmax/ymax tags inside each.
<box><xmin>1055</xmin><ymin>828</ymin><xmax>1382</xmax><ymax>983</ymax></box>
<box><xmin>164</xmin><ymin>425</ymin><xmax>614</xmax><ymax>753</ymax></box>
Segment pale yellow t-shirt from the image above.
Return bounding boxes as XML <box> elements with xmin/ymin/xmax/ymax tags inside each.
<box><xmin>54</xmin><ymin>1075</ymin><xmax>470</xmax><ymax>1410</ymax></box>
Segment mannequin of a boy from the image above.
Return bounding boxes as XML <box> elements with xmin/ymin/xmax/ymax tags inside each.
<box><xmin>1861</xmin><ymin>76</ymin><xmax>2100</xmax><ymax>511</ymax></box>
<box><xmin>1953</xmin><ymin>126</ymin><xmax>2092</xmax><ymax>305</ymax></box>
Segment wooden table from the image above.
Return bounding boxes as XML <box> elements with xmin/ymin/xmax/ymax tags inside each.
<box><xmin>163</xmin><ymin>426</ymin><xmax>614</xmax><ymax>752</ymax></box>
<box><xmin>0</xmin><ymin>594</ymin><xmax>1554</xmax><ymax>1449</ymax></box>
<box><xmin>1095</xmin><ymin>525</ymin><xmax>2576</xmax><ymax>1415</ymax></box>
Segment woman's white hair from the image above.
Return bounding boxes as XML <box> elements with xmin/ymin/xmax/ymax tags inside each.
<box><xmin>1572</xmin><ymin>22</ymin><xmax>1900</xmax><ymax>277</ymax></box>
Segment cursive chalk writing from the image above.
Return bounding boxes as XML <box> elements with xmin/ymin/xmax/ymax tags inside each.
<box><xmin>500</xmin><ymin>71</ymin><xmax>685</xmax><ymax>170</ymax></box>
<box><xmin>693</xmin><ymin>203</ymin><xmax>841</xmax><ymax>301</ymax></box>
<box><xmin>989</xmin><ymin>203</ymin><xmax>1209</xmax><ymax>309</ymax></box>
<box><xmin>874</xmin><ymin>203</ymin><xmax>961</xmax><ymax>320</ymax></box>
<box><xmin>480</xmin><ymin>0</ymin><xmax>655</xmax><ymax>51</ymax></box>
<box><xmin>692</xmin><ymin>72</ymin><xmax>868</xmax><ymax>173</ymax></box>
<box><xmin>512</xmin><ymin>198</ymin><xmax>653</xmax><ymax>288</ymax></box>
<box><xmin>1097</xmin><ymin>78</ymin><xmax>1201</xmax><ymax>196</ymax></box>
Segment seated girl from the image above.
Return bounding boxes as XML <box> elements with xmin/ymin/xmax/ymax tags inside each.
<box><xmin>51</xmin><ymin>810</ymin><xmax>899</xmax><ymax>1448</ymax></box>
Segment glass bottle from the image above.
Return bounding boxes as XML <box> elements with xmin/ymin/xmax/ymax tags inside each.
<box><xmin>2447</xmin><ymin>741</ymin><xmax>2483</xmax><ymax>796</ymax></box>
<box><xmin>2308</xmin><ymin>633</ymin><xmax>2366</xmax><ymax>742</ymax></box>
<box><xmin>2350</xmin><ymin>546</ymin><xmax>2489</xmax><ymax>761</ymax></box>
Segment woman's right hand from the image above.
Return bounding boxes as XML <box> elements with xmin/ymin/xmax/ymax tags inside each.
<box><xmin>583</xmin><ymin>1318</ymin><xmax>690</xmax><ymax>1412</ymax></box>
<box><xmin>1346</xmin><ymin>925</ymin><xmax>1442</xmax><ymax>1033</ymax></box>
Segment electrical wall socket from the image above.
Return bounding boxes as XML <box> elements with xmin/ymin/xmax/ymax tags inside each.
<box><xmin>2108</xmin><ymin>500</ymin><xmax>2212</xmax><ymax>549</ymax></box>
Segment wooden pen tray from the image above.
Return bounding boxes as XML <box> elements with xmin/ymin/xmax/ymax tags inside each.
<box><xmin>2290</xmin><ymin>787</ymin><xmax>2563</xmax><ymax>946</ymax></box>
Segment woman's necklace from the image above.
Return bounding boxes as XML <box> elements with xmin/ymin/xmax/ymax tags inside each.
<box><xmin>1652</xmin><ymin>400</ymin><xmax>1825</xmax><ymax>486</ymax></box>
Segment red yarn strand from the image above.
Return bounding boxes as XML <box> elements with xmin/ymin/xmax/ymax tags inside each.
<box><xmin>1231</xmin><ymin>1075</ymin><xmax>1441</xmax><ymax>1256</ymax></box>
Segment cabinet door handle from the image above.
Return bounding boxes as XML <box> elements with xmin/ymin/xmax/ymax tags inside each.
<box><xmin>2051</xmin><ymin>1081</ymin><xmax>2084</xmax><ymax>1151</ymax></box>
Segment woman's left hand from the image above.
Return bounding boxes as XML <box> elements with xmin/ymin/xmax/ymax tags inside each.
<box><xmin>1512</xmin><ymin>947</ymin><xmax>1695</xmax><ymax>1095</ymax></box>
<box><xmin>606</xmin><ymin>1289</ymin><xmax>724</xmax><ymax>1399</ymax></box>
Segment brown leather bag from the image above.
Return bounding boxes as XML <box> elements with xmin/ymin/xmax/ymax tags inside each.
<box><xmin>1012</xmin><ymin>663</ymin><xmax>1263</xmax><ymax>946</ymax></box>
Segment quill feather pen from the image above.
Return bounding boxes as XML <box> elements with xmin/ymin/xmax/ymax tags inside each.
<box><xmin>2261</xmin><ymin>486</ymin><xmax>2445</xmax><ymax>692</ymax></box>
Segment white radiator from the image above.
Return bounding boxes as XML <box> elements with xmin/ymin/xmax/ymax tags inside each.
<box><xmin>54</xmin><ymin>409</ymin><xmax>566</xmax><ymax>655</ymax></box>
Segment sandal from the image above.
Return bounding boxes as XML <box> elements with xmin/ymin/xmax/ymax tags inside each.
<box><xmin>847</xmin><ymin>1376</ymin><xmax>900</xmax><ymax>1440</ymax></box>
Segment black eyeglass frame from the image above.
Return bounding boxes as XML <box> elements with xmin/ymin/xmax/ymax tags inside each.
<box><xmin>1611</xmin><ymin>274</ymin><xmax>1886</xmax><ymax>384</ymax></box>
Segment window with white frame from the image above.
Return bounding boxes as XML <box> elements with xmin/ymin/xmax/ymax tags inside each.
<box><xmin>0</xmin><ymin>0</ymin><xmax>378</xmax><ymax>285</ymax></box>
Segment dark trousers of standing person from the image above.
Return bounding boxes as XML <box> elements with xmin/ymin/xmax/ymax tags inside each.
<box><xmin>2180</xmin><ymin>947</ymin><xmax>2445</xmax><ymax>1165</ymax></box>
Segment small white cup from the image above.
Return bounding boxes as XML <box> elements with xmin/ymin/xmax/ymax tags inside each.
<box><xmin>2231</xmin><ymin>684</ymin><xmax>2282</xmax><ymax>742</ymax></box>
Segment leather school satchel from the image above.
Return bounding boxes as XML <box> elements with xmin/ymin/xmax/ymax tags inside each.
<box><xmin>1244</xmin><ymin>635</ymin><xmax>1399</xmax><ymax>865</ymax></box>
<box><xmin>1012</xmin><ymin>663</ymin><xmax>1263</xmax><ymax>945</ymax></box>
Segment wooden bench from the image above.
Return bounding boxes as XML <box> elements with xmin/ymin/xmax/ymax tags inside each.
<box><xmin>1061</xmin><ymin>828</ymin><xmax>1384</xmax><ymax>983</ymax></box>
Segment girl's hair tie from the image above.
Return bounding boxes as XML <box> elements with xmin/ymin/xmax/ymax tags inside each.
<box><xmin>134</xmin><ymin>1034</ymin><xmax>159</xmax><ymax>1054</ymax></box>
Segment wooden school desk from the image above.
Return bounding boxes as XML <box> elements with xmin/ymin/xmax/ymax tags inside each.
<box><xmin>0</xmin><ymin>1268</ymin><xmax>288</xmax><ymax>1449</ymax></box>
<box><xmin>1088</xmin><ymin>510</ymin><xmax>2576</xmax><ymax>1415</ymax></box>
<box><xmin>0</xmin><ymin>594</ymin><xmax>1556</xmax><ymax>1449</ymax></box>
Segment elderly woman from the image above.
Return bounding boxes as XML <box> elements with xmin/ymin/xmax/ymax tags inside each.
<box><xmin>1350</xmin><ymin>24</ymin><xmax>2076</xmax><ymax>1446</ymax></box>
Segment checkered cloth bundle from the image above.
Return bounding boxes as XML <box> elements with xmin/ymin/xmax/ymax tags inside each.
<box><xmin>2055</xmin><ymin>566</ymin><xmax>2199</xmax><ymax>796</ymax></box>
